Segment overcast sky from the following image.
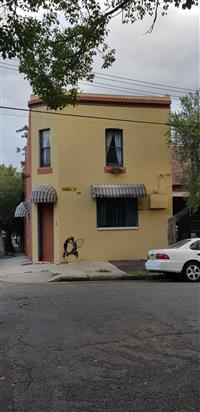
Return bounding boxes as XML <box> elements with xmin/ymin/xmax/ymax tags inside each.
<box><xmin>0</xmin><ymin>6</ymin><xmax>199</xmax><ymax>170</ymax></box>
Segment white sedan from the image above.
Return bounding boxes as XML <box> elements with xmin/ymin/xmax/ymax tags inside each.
<box><xmin>145</xmin><ymin>238</ymin><xmax>200</xmax><ymax>282</ymax></box>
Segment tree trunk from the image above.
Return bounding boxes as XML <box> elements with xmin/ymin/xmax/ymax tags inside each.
<box><xmin>168</xmin><ymin>207</ymin><xmax>188</xmax><ymax>245</ymax></box>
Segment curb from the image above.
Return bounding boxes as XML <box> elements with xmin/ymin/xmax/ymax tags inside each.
<box><xmin>48</xmin><ymin>273</ymin><xmax>163</xmax><ymax>282</ymax></box>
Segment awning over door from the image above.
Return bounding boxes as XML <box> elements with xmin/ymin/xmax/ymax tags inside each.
<box><xmin>91</xmin><ymin>184</ymin><xmax>147</xmax><ymax>198</ymax></box>
<box><xmin>30</xmin><ymin>184</ymin><xmax>57</xmax><ymax>203</ymax></box>
<box><xmin>14</xmin><ymin>201</ymin><xmax>31</xmax><ymax>217</ymax></box>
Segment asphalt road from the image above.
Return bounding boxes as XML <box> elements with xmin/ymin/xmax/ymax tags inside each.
<box><xmin>1</xmin><ymin>280</ymin><xmax>199</xmax><ymax>412</ymax></box>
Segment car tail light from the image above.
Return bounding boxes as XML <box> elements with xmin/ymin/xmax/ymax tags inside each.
<box><xmin>155</xmin><ymin>253</ymin><xmax>170</xmax><ymax>260</ymax></box>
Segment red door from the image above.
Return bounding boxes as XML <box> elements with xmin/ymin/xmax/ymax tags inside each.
<box><xmin>24</xmin><ymin>217</ymin><xmax>32</xmax><ymax>259</ymax></box>
<box><xmin>38</xmin><ymin>204</ymin><xmax>54</xmax><ymax>262</ymax></box>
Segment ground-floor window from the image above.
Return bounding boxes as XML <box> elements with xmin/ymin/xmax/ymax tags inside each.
<box><xmin>97</xmin><ymin>198</ymin><xmax>138</xmax><ymax>228</ymax></box>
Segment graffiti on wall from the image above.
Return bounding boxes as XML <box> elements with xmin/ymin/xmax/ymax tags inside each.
<box><xmin>63</xmin><ymin>236</ymin><xmax>84</xmax><ymax>258</ymax></box>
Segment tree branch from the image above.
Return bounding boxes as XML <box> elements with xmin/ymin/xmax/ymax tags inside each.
<box><xmin>145</xmin><ymin>0</ymin><xmax>159</xmax><ymax>34</ymax></box>
<box><xmin>104</xmin><ymin>0</ymin><xmax>133</xmax><ymax>18</ymax></box>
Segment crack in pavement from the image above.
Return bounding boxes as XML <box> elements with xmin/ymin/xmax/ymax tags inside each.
<box><xmin>47</xmin><ymin>330</ymin><xmax>199</xmax><ymax>352</ymax></box>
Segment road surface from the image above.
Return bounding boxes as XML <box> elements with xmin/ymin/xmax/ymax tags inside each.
<box><xmin>1</xmin><ymin>279</ymin><xmax>199</xmax><ymax>411</ymax></box>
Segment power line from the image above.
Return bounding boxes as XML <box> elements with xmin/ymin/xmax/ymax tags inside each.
<box><xmin>0</xmin><ymin>61</ymin><xmax>19</xmax><ymax>68</ymax></box>
<box><xmin>0</xmin><ymin>104</ymin><xmax>172</xmax><ymax>127</ymax></box>
<box><xmin>10</xmin><ymin>112</ymin><xmax>157</xmax><ymax>128</ymax></box>
<box><xmin>1</xmin><ymin>104</ymin><xmax>198</xmax><ymax>129</ymax></box>
<box><xmin>94</xmin><ymin>74</ymin><xmax>190</xmax><ymax>95</ymax></box>
<box><xmin>79</xmin><ymin>81</ymin><xmax>181</xmax><ymax>100</ymax></box>
<box><xmin>94</xmin><ymin>72</ymin><xmax>197</xmax><ymax>93</ymax></box>
<box><xmin>1</xmin><ymin>111</ymin><xmax>163</xmax><ymax>131</ymax></box>
<box><xmin>0</xmin><ymin>64</ymin><xmax>19</xmax><ymax>72</ymax></box>
<box><xmin>1</xmin><ymin>104</ymin><xmax>199</xmax><ymax>130</ymax></box>
<box><xmin>0</xmin><ymin>63</ymin><xmax>182</xmax><ymax>100</ymax></box>
<box><xmin>0</xmin><ymin>61</ymin><xmax>196</xmax><ymax>95</ymax></box>
<box><xmin>0</xmin><ymin>58</ymin><xmax>19</xmax><ymax>63</ymax></box>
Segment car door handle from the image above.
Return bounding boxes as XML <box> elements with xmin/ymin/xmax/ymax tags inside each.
<box><xmin>197</xmin><ymin>253</ymin><xmax>200</xmax><ymax>256</ymax></box>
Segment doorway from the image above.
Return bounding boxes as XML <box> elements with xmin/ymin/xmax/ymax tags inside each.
<box><xmin>38</xmin><ymin>204</ymin><xmax>54</xmax><ymax>262</ymax></box>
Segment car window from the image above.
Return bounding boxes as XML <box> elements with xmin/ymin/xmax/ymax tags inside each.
<box><xmin>190</xmin><ymin>241</ymin><xmax>200</xmax><ymax>251</ymax></box>
<box><xmin>168</xmin><ymin>239</ymin><xmax>191</xmax><ymax>248</ymax></box>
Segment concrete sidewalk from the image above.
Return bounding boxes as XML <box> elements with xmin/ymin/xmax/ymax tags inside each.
<box><xmin>0</xmin><ymin>255</ymin><xmax>129</xmax><ymax>283</ymax></box>
<box><xmin>0</xmin><ymin>255</ymin><xmax>160</xmax><ymax>284</ymax></box>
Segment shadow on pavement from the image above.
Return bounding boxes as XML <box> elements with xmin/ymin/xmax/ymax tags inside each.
<box><xmin>110</xmin><ymin>260</ymin><xmax>184</xmax><ymax>282</ymax></box>
<box><xmin>110</xmin><ymin>260</ymin><xmax>146</xmax><ymax>273</ymax></box>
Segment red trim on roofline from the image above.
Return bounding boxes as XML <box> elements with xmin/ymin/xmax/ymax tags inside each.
<box><xmin>28</xmin><ymin>94</ymin><xmax>171</xmax><ymax>109</ymax></box>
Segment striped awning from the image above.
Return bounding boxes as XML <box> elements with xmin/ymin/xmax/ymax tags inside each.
<box><xmin>14</xmin><ymin>201</ymin><xmax>31</xmax><ymax>217</ymax></box>
<box><xmin>91</xmin><ymin>184</ymin><xmax>147</xmax><ymax>198</ymax></box>
<box><xmin>30</xmin><ymin>184</ymin><xmax>57</xmax><ymax>203</ymax></box>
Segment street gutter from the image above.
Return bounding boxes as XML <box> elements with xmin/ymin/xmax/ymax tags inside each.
<box><xmin>48</xmin><ymin>272</ymin><xmax>163</xmax><ymax>282</ymax></box>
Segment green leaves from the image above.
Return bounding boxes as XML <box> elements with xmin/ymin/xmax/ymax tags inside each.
<box><xmin>169</xmin><ymin>91</ymin><xmax>200</xmax><ymax>213</ymax></box>
<box><xmin>0</xmin><ymin>1</ymin><xmax>198</xmax><ymax>108</ymax></box>
<box><xmin>0</xmin><ymin>165</ymin><xmax>23</xmax><ymax>232</ymax></box>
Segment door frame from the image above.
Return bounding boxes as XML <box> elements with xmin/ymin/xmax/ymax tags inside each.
<box><xmin>37</xmin><ymin>203</ymin><xmax>54</xmax><ymax>262</ymax></box>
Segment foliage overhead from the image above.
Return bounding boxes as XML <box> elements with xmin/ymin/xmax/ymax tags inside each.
<box><xmin>16</xmin><ymin>125</ymin><xmax>28</xmax><ymax>170</ymax></box>
<box><xmin>0</xmin><ymin>164</ymin><xmax>23</xmax><ymax>234</ymax></box>
<box><xmin>0</xmin><ymin>0</ymin><xmax>198</xmax><ymax>109</ymax></box>
<box><xmin>169</xmin><ymin>91</ymin><xmax>200</xmax><ymax>213</ymax></box>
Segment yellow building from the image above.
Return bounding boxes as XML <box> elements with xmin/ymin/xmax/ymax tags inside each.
<box><xmin>19</xmin><ymin>94</ymin><xmax>172</xmax><ymax>263</ymax></box>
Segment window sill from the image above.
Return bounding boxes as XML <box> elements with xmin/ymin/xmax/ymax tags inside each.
<box><xmin>37</xmin><ymin>167</ymin><xmax>53</xmax><ymax>174</ymax></box>
<box><xmin>104</xmin><ymin>166</ymin><xmax>126</xmax><ymax>174</ymax></box>
<box><xmin>97</xmin><ymin>227</ymin><xmax>139</xmax><ymax>231</ymax></box>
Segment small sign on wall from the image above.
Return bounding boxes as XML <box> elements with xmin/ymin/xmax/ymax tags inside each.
<box><xmin>62</xmin><ymin>186</ymin><xmax>77</xmax><ymax>192</ymax></box>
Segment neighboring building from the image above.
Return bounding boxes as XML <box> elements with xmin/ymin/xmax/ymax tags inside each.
<box><xmin>15</xmin><ymin>94</ymin><xmax>172</xmax><ymax>263</ymax></box>
<box><xmin>172</xmin><ymin>151</ymin><xmax>200</xmax><ymax>240</ymax></box>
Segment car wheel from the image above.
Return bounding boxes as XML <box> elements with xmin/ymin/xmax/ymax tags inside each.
<box><xmin>183</xmin><ymin>261</ymin><xmax>200</xmax><ymax>282</ymax></box>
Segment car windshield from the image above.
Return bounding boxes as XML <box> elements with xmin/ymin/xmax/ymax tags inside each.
<box><xmin>168</xmin><ymin>239</ymin><xmax>191</xmax><ymax>248</ymax></box>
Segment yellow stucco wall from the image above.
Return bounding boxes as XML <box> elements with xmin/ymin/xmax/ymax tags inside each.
<box><xmin>30</xmin><ymin>95</ymin><xmax>172</xmax><ymax>263</ymax></box>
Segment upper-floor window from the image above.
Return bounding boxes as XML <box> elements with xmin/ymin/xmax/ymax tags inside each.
<box><xmin>106</xmin><ymin>129</ymin><xmax>123</xmax><ymax>167</ymax></box>
<box><xmin>39</xmin><ymin>129</ymin><xmax>51</xmax><ymax>167</ymax></box>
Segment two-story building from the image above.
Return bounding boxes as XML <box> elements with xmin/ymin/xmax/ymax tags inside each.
<box><xmin>15</xmin><ymin>94</ymin><xmax>172</xmax><ymax>263</ymax></box>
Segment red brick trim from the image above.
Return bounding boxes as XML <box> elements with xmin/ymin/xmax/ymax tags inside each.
<box><xmin>78</xmin><ymin>95</ymin><xmax>171</xmax><ymax>107</ymax></box>
<box><xmin>28</xmin><ymin>94</ymin><xmax>171</xmax><ymax>109</ymax></box>
<box><xmin>37</xmin><ymin>167</ymin><xmax>53</xmax><ymax>174</ymax></box>
<box><xmin>104</xmin><ymin>166</ymin><xmax>126</xmax><ymax>174</ymax></box>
